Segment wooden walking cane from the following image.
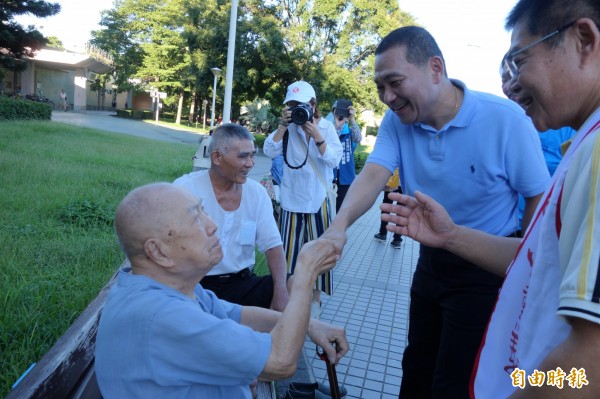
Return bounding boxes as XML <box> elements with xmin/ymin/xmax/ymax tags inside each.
<box><xmin>316</xmin><ymin>345</ymin><xmax>341</xmax><ymax>399</ymax></box>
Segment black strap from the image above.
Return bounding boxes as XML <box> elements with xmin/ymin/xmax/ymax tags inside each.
<box><xmin>282</xmin><ymin>129</ymin><xmax>309</xmax><ymax>170</ymax></box>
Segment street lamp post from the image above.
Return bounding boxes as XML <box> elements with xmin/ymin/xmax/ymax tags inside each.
<box><xmin>192</xmin><ymin>67</ymin><xmax>221</xmax><ymax>172</ymax></box>
<box><xmin>210</xmin><ymin>67</ymin><xmax>222</xmax><ymax>131</ymax></box>
<box><xmin>202</xmin><ymin>99</ymin><xmax>208</xmax><ymax>130</ymax></box>
<box><xmin>222</xmin><ymin>0</ymin><xmax>238</xmax><ymax>123</ymax></box>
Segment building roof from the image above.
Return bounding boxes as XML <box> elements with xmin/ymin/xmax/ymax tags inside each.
<box><xmin>28</xmin><ymin>46</ymin><xmax>113</xmax><ymax>74</ymax></box>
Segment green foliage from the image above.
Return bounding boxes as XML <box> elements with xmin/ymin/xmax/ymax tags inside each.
<box><xmin>354</xmin><ymin>152</ymin><xmax>368</xmax><ymax>174</ymax></box>
<box><xmin>0</xmin><ymin>96</ymin><xmax>52</xmax><ymax>120</ymax></box>
<box><xmin>91</xmin><ymin>0</ymin><xmax>417</xmax><ymax>126</ymax></box>
<box><xmin>0</xmin><ymin>120</ymin><xmax>194</xmax><ymax>397</ymax></box>
<box><xmin>0</xmin><ymin>0</ymin><xmax>60</xmax><ymax>72</ymax></box>
<box><xmin>354</xmin><ymin>143</ymin><xmax>374</xmax><ymax>174</ymax></box>
<box><xmin>58</xmin><ymin>199</ymin><xmax>114</xmax><ymax>228</ymax></box>
<box><xmin>253</xmin><ymin>133</ymin><xmax>267</xmax><ymax>149</ymax></box>
<box><xmin>366</xmin><ymin>126</ymin><xmax>379</xmax><ymax>136</ymax></box>
<box><xmin>254</xmin><ymin>249</ymin><xmax>268</xmax><ymax>276</ymax></box>
<box><xmin>243</xmin><ymin>98</ymin><xmax>277</xmax><ymax>134</ymax></box>
<box><xmin>116</xmin><ymin>109</ymin><xmax>154</xmax><ymax>120</ymax></box>
<box><xmin>45</xmin><ymin>36</ymin><xmax>64</xmax><ymax>49</ymax></box>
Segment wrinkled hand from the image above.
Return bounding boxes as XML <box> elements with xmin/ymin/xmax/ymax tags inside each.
<box><xmin>381</xmin><ymin>190</ymin><xmax>455</xmax><ymax>249</ymax></box>
<box><xmin>307</xmin><ymin>319</ymin><xmax>349</xmax><ymax>365</ymax></box>
<box><xmin>319</xmin><ymin>227</ymin><xmax>347</xmax><ymax>255</ymax></box>
<box><xmin>297</xmin><ymin>238</ymin><xmax>341</xmax><ymax>277</ymax></box>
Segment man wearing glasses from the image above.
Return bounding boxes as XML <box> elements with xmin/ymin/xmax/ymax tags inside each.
<box><xmin>384</xmin><ymin>1</ymin><xmax>600</xmax><ymax>397</ymax></box>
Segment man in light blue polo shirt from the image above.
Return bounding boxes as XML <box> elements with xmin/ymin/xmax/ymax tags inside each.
<box><xmin>324</xmin><ymin>26</ymin><xmax>550</xmax><ymax>398</ymax></box>
<box><xmin>95</xmin><ymin>183</ymin><xmax>348</xmax><ymax>398</ymax></box>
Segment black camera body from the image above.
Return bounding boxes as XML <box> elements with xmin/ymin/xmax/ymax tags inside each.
<box><xmin>289</xmin><ymin>103</ymin><xmax>313</xmax><ymax>125</ymax></box>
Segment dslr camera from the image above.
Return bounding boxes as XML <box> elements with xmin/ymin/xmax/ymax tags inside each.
<box><xmin>289</xmin><ymin>103</ymin><xmax>313</xmax><ymax>125</ymax></box>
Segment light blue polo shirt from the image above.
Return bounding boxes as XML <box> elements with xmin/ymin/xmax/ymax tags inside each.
<box><xmin>368</xmin><ymin>80</ymin><xmax>550</xmax><ymax>236</ymax></box>
<box><xmin>96</xmin><ymin>270</ymin><xmax>272</xmax><ymax>399</ymax></box>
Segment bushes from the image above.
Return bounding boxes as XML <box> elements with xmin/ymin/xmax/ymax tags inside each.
<box><xmin>58</xmin><ymin>199</ymin><xmax>114</xmax><ymax>228</ymax></box>
<box><xmin>0</xmin><ymin>96</ymin><xmax>52</xmax><ymax>121</ymax></box>
<box><xmin>355</xmin><ymin>152</ymin><xmax>368</xmax><ymax>174</ymax></box>
<box><xmin>253</xmin><ymin>133</ymin><xmax>267</xmax><ymax>149</ymax></box>
<box><xmin>116</xmin><ymin>109</ymin><xmax>154</xmax><ymax>120</ymax></box>
<box><xmin>366</xmin><ymin>126</ymin><xmax>378</xmax><ymax>136</ymax></box>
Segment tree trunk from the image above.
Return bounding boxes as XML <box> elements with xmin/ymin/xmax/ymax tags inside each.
<box><xmin>176</xmin><ymin>89</ymin><xmax>184</xmax><ymax>125</ymax></box>
<box><xmin>188</xmin><ymin>91</ymin><xmax>196</xmax><ymax>125</ymax></box>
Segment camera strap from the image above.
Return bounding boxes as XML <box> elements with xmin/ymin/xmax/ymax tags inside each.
<box><xmin>282</xmin><ymin>129</ymin><xmax>309</xmax><ymax>170</ymax></box>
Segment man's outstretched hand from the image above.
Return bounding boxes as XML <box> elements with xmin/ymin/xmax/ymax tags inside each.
<box><xmin>381</xmin><ymin>190</ymin><xmax>456</xmax><ymax>249</ymax></box>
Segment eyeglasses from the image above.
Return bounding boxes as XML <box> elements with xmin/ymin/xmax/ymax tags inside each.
<box><xmin>504</xmin><ymin>20</ymin><xmax>576</xmax><ymax>79</ymax></box>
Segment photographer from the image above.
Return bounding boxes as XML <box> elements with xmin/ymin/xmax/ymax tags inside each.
<box><xmin>326</xmin><ymin>99</ymin><xmax>362</xmax><ymax>212</ymax></box>
<box><xmin>263</xmin><ymin>81</ymin><xmax>342</xmax><ymax>303</ymax></box>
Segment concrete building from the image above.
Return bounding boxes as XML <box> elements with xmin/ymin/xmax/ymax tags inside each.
<box><xmin>1</xmin><ymin>45</ymin><xmax>122</xmax><ymax>112</ymax></box>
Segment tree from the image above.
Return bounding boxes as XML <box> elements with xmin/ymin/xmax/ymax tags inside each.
<box><xmin>241</xmin><ymin>98</ymin><xmax>277</xmax><ymax>134</ymax></box>
<box><xmin>0</xmin><ymin>0</ymin><xmax>61</xmax><ymax>78</ymax></box>
<box><xmin>46</xmin><ymin>36</ymin><xmax>63</xmax><ymax>49</ymax></box>
<box><xmin>91</xmin><ymin>0</ymin><xmax>417</xmax><ymax>122</ymax></box>
<box><xmin>267</xmin><ymin>0</ymin><xmax>415</xmax><ymax>114</ymax></box>
<box><xmin>92</xmin><ymin>0</ymin><xmax>198</xmax><ymax>124</ymax></box>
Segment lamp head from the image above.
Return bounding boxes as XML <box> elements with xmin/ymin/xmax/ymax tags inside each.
<box><xmin>211</xmin><ymin>67</ymin><xmax>222</xmax><ymax>77</ymax></box>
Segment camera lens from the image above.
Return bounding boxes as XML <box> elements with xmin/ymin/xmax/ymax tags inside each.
<box><xmin>290</xmin><ymin>104</ymin><xmax>313</xmax><ymax>125</ymax></box>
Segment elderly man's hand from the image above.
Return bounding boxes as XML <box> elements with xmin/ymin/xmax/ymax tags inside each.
<box><xmin>319</xmin><ymin>227</ymin><xmax>347</xmax><ymax>254</ymax></box>
<box><xmin>307</xmin><ymin>319</ymin><xmax>349</xmax><ymax>365</ymax></box>
<box><xmin>296</xmin><ymin>239</ymin><xmax>341</xmax><ymax>277</ymax></box>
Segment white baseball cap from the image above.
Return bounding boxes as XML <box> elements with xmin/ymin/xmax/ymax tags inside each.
<box><xmin>283</xmin><ymin>81</ymin><xmax>316</xmax><ymax>104</ymax></box>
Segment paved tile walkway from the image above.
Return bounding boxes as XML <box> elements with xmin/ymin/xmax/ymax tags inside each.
<box><xmin>305</xmin><ymin>200</ymin><xmax>418</xmax><ymax>399</ymax></box>
<box><xmin>251</xmin><ymin>151</ymin><xmax>418</xmax><ymax>399</ymax></box>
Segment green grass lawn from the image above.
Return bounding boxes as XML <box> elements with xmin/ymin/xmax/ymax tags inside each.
<box><xmin>0</xmin><ymin>121</ymin><xmax>195</xmax><ymax>397</ymax></box>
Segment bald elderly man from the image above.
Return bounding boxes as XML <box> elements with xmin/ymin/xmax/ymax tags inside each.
<box><xmin>95</xmin><ymin>183</ymin><xmax>348</xmax><ymax>398</ymax></box>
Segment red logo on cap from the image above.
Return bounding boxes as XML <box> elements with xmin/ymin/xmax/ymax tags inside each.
<box><xmin>293</xmin><ymin>87</ymin><xmax>300</xmax><ymax>93</ymax></box>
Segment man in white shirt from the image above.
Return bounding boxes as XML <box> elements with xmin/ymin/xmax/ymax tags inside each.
<box><xmin>174</xmin><ymin>123</ymin><xmax>290</xmax><ymax>311</ymax></box>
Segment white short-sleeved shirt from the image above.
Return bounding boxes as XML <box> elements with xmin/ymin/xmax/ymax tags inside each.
<box><xmin>173</xmin><ymin>170</ymin><xmax>282</xmax><ymax>275</ymax></box>
<box><xmin>473</xmin><ymin>108</ymin><xmax>600</xmax><ymax>397</ymax></box>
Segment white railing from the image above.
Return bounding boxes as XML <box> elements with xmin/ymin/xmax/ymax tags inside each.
<box><xmin>84</xmin><ymin>43</ymin><xmax>114</xmax><ymax>67</ymax></box>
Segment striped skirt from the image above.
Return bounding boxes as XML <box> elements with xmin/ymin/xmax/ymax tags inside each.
<box><xmin>278</xmin><ymin>198</ymin><xmax>333</xmax><ymax>294</ymax></box>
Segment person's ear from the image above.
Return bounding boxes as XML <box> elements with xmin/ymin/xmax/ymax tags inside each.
<box><xmin>144</xmin><ymin>238</ymin><xmax>176</xmax><ymax>268</ymax></box>
<box><xmin>574</xmin><ymin>18</ymin><xmax>600</xmax><ymax>68</ymax></box>
<box><xmin>430</xmin><ymin>56</ymin><xmax>445</xmax><ymax>83</ymax></box>
<box><xmin>210</xmin><ymin>150</ymin><xmax>222</xmax><ymax>165</ymax></box>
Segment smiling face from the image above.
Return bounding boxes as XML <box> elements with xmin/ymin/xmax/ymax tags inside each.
<box><xmin>212</xmin><ymin>138</ymin><xmax>256</xmax><ymax>184</ymax></box>
<box><xmin>508</xmin><ymin>21</ymin><xmax>582</xmax><ymax>131</ymax></box>
<box><xmin>374</xmin><ymin>45</ymin><xmax>438</xmax><ymax>126</ymax></box>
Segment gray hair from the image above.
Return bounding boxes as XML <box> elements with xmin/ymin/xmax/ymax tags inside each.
<box><xmin>208</xmin><ymin>123</ymin><xmax>255</xmax><ymax>154</ymax></box>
